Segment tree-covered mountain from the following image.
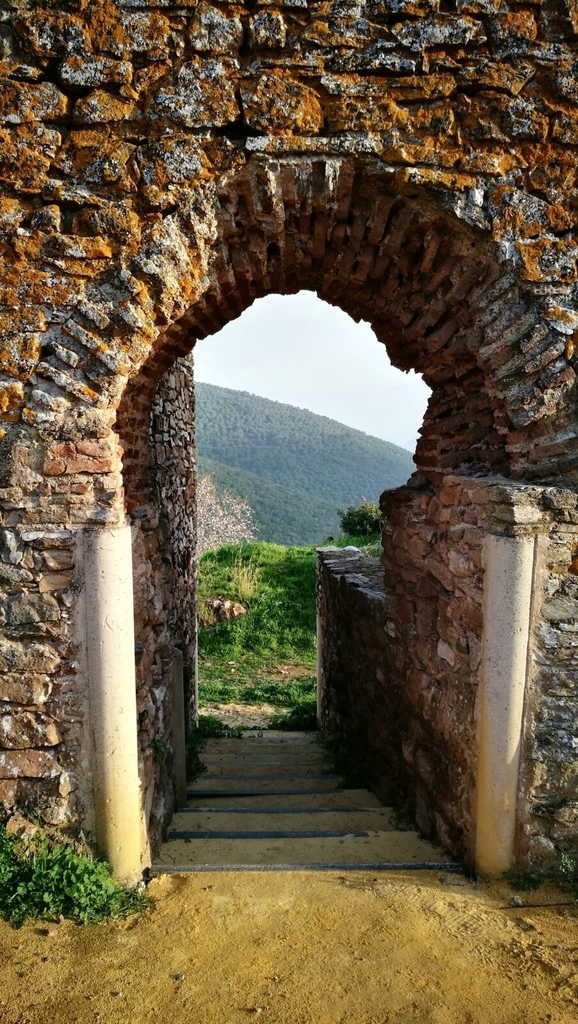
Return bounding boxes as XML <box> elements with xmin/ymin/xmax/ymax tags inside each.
<box><xmin>197</xmin><ymin>455</ymin><xmax>341</xmax><ymax>546</ymax></box>
<box><xmin>195</xmin><ymin>384</ymin><xmax>415</xmax><ymax>545</ymax></box>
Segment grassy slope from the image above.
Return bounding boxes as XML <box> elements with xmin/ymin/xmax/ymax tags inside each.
<box><xmin>195</xmin><ymin>383</ymin><xmax>415</xmax><ymax>507</ymax></box>
<box><xmin>197</xmin><ymin>542</ymin><xmax>318</xmax><ymax>716</ymax></box>
<box><xmin>197</xmin><ymin>538</ymin><xmax>381</xmax><ymax>728</ymax></box>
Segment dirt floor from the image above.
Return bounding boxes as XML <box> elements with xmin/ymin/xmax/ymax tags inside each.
<box><xmin>1</xmin><ymin>870</ymin><xmax>577</xmax><ymax>1024</ymax></box>
<box><xmin>201</xmin><ymin>702</ymin><xmax>278</xmax><ymax>729</ymax></box>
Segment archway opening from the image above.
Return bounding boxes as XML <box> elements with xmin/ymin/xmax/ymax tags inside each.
<box><xmin>190</xmin><ymin>290</ymin><xmax>430</xmax><ymax>735</ymax></box>
<box><xmin>113</xmin><ymin>163</ymin><xmax>543</xmax><ymax>870</ymax></box>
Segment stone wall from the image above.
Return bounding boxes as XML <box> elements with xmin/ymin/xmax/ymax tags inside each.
<box><xmin>149</xmin><ymin>354</ymin><xmax>197</xmax><ymax>727</ymax></box>
<box><xmin>2</xmin><ymin>0</ymin><xmax>578</xmax><ymax>870</ymax></box>
<box><xmin>319</xmin><ymin>475</ymin><xmax>578</xmax><ymax>869</ymax></box>
<box><xmin>130</xmin><ymin>355</ymin><xmax>197</xmax><ymax>849</ymax></box>
<box><xmin>317</xmin><ymin>547</ymin><xmax>397</xmax><ymax>802</ymax></box>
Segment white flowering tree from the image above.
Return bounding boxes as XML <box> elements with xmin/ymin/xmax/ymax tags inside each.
<box><xmin>196</xmin><ymin>475</ymin><xmax>257</xmax><ymax>556</ymax></box>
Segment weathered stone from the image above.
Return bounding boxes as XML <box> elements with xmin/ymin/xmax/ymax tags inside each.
<box><xmin>0</xmin><ymin>748</ymin><xmax>60</xmax><ymax>778</ymax></box>
<box><xmin>249</xmin><ymin>12</ymin><xmax>287</xmax><ymax>49</ymax></box>
<box><xmin>60</xmin><ymin>55</ymin><xmax>133</xmax><ymax>88</ymax></box>
<box><xmin>542</xmin><ymin>597</ymin><xmax>578</xmax><ymax>622</ymax></box>
<box><xmin>0</xmin><ymin>674</ymin><xmax>51</xmax><ymax>705</ymax></box>
<box><xmin>0</xmin><ymin>710</ymin><xmax>60</xmax><ymax>748</ymax></box>
<box><xmin>0</xmin><ymin>81</ymin><xmax>69</xmax><ymax>123</ymax></box>
<box><xmin>88</xmin><ymin>9</ymin><xmax>172</xmax><ymax>60</ymax></box>
<box><xmin>12</xmin><ymin>13</ymin><xmax>90</xmax><ymax>60</ymax></box>
<box><xmin>1</xmin><ymin>592</ymin><xmax>60</xmax><ymax>626</ymax></box>
<box><xmin>241</xmin><ymin>73</ymin><xmax>323</xmax><ymax>133</ymax></box>
<box><xmin>52</xmin><ymin>130</ymin><xmax>136</xmax><ymax>191</ymax></box>
<box><xmin>149</xmin><ymin>58</ymin><xmax>239</xmax><ymax>128</ymax></box>
<box><xmin>189</xmin><ymin>5</ymin><xmax>243</xmax><ymax>53</ymax></box>
<box><xmin>137</xmin><ymin>136</ymin><xmax>211</xmax><ymax>207</ymax></box>
<box><xmin>73</xmin><ymin>91</ymin><xmax>139</xmax><ymax>125</ymax></box>
<box><xmin>391</xmin><ymin>14</ymin><xmax>485</xmax><ymax>50</ymax></box>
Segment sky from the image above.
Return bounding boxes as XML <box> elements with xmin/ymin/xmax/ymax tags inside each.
<box><xmin>193</xmin><ymin>290</ymin><xmax>431</xmax><ymax>454</ymax></box>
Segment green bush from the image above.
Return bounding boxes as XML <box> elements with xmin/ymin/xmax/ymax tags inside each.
<box><xmin>196</xmin><ymin>714</ymin><xmax>242</xmax><ymax>738</ymax></box>
<box><xmin>268</xmin><ymin>699</ymin><xmax>318</xmax><ymax>731</ymax></box>
<box><xmin>0</xmin><ymin>822</ymin><xmax>148</xmax><ymax>927</ymax></box>
<box><xmin>337</xmin><ymin>497</ymin><xmax>383</xmax><ymax>537</ymax></box>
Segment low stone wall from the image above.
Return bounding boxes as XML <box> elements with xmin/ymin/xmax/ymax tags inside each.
<box><xmin>317</xmin><ymin>548</ymin><xmax>396</xmax><ymax>804</ymax></box>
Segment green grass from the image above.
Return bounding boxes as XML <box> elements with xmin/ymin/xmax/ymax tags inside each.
<box><xmin>0</xmin><ymin>822</ymin><xmax>148</xmax><ymax>927</ymax></box>
<box><xmin>198</xmin><ymin>542</ymin><xmax>317</xmax><ymax>710</ymax></box>
<box><xmin>196</xmin><ymin>714</ymin><xmax>243</xmax><ymax>739</ymax></box>
<box><xmin>268</xmin><ymin>701</ymin><xmax>318</xmax><ymax>731</ymax></box>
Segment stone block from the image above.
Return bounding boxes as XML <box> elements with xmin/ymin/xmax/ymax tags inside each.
<box><xmin>60</xmin><ymin>55</ymin><xmax>133</xmax><ymax>88</ymax></box>
<box><xmin>38</xmin><ymin>573</ymin><xmax>71</xmax><ymax>592</ymax></box>
<box><xmin>0</xmin><ymin>81</ymin><xmax>69</xmax><ymax>124</ymax></box>
<box><xmin>543</xmin><ymin>596</ymin><xmax>578</xmax><ymax>622</ymax></box>
<box><xmin>2</xmin><ymin>592</ymin><xmax>60</xmax><ymax>626</ymax></box>
<box><xmin>149</xmin><ymin>57</ymin><xmax>239</xmax><ymax>127</ymax></box>
<box><xmin>392</xmin><ymin>14</ymin><xmax>485</xmax><ymax>50</ymax></box>
<box><xmin>73</xmin><ymin>91</ymin><xmax>138</xmax><ymax>124</ymax></box>
<box><xmin>88</xmin><ymin>9</ymin><xmax>172</xmax><ymax>59</ymax></box>
<box><xmin>241</xmin><ymin>73</ymin><xmax>323</xmax><ymax>134</ymax></box>
<box><xmin>249</xmin><ymin>12</ymin><xmax>287</xmax><ymax>49</ymax></box>
<box><xmin>189</xmin><ymin>5</ymin><xmax>243</xmax><ymax>52</ymax></box>
<box><xmin>0</xmin><ymin>709</ymin><xmax>60</xmax><ymax>748</ymax></box>
<box><xmin>0</xmin><ymin>748</ymin><xmax>60</xmax><ymax>778</ymax></box>
<box><xmin>52</xmin><ymin>130</ymin><xmax>136</xmax><ymax>191</ymax></box>
<box><xmin>12</xmin><ymin>13</ymin><xmax>90</xmax><ymax>59</ymax></box>
<box><xmin>0</xmin><ymin>674</ymin><xmax>51</xmax><ymax>705</ymax></box>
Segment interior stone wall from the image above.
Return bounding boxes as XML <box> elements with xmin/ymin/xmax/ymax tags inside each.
<box><xmin>1</xmin><ymin>0</ymin><xmax>578</xmax><ymax>866</ymax></box>
<box><xmin>127</xmin><ymin>355</ymin><xmax>197</xmax><ymax>850</ymax></box>
<box><xmin>317</xmin><ymin>546</ymin><xmax>395</xmax><ymax>798</ymax></box>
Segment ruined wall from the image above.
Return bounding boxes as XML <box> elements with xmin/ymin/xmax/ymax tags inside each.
<box><xmin>317</xmin><ymin>547</ymin><xmax>396</xmax><ymax>800</ymax></box>
<box><xmin>149</xmin><ymin>354</ymin><xmax>197</xmax><ymax>723</ymax></box>
<box><xmin>2</xmin><ymin>0</ymin><xmax>578</xmax><ymax>866</ymax></box>
<box><xmin>520</xmin><ymin>492</ymin><xmax>578</xmax><ymax>866</ymax></box>
<box><xmin>320</xmin><ymin>476</ymin><xmax>578</xmax><ymax>868</ymax></box>
<box><xmin>129</xmin><ymin>355</ymin><xmax>197</xmax><ymax>849</ymax></box>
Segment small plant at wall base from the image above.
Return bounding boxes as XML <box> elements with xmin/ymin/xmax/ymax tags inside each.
<box><xmin>0</xmin><ymin>820</ymin><xmax>148</xmax><ymax>927</ymax></box>
<box><xmin>151</xmin><ymin>737</ymin><xmax>167</xmax><ymax>765</ymax></box>
<box><xmin>337</xmin><ymin>497</ymin><xmax>383</xmax><ymax>538</ymax></box>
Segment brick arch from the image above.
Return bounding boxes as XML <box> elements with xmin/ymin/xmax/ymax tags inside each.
<box><xmin>117</xmin><ymin>156</ymin><xmax>575</xmax><ymax>509</ymax></box>
<box><xmin>110</xmin><ymin>160</ymin><xmax>578</xmax><ymax>874</ymax></box>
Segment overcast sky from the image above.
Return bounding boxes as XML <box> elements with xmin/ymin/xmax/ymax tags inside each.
<box><xmin>193</xmin><ymin>290</ymin><xmax>431</xmax><ymax>454</ymax></box>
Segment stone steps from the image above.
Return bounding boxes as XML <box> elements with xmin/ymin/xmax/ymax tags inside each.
<box><xmin>154</xmin><ymin>730</ymin><xmax>460</xmax><ymax>875</ymax></box>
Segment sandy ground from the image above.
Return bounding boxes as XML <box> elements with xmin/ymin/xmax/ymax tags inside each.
<box><xmin>201</xmin><ymin>702</ymin><xmax>278</xmax><ymax>729</ymax></box>
<box><xmin>1</xmin><ymin>870</ymin><xmax>577</xmax><ymax>1024</ymax></box>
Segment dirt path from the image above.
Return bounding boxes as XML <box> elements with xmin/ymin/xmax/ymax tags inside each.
<box><xmin>1</xmin><ymin>871</ymin><xmax>576</xmax><ymax>1024</ymax></box>
<box><xmin>201</xmin><ymin>702</ymin><xmax>278</xmax><ymax>729</ymax></box>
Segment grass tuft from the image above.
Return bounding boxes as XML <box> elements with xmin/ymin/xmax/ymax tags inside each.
<box><xmin>0</xmin><ymin>821</ymin><xmax>148</xmax><ymax>928</ymax></box>
<box><xmin>268</xmin><ymin>699</ymin><xmax>318</xmax><ymax>731</ymax></box>
<box><xmin>196</xmin><ymin>715</ymin><xmax>243</xmax><ymax>739</ymax></box>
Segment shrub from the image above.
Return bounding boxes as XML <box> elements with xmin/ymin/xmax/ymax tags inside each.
<box><xmin>268</xmin><ymin>699</ymin><xmax>318</xmax><ymax>731</ymax></box>
<box><xmin>337</xmin><ymin>497</ymin><xmax>383</xmax><ymax>537</ymax></box>
<box><xmin>0</xmin><ymin>822</ymin><xmax>148</xmax><ymax>927</ymax></box>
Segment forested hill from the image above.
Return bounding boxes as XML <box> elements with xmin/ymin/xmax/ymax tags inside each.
<box><xmin>195</xmin><ymin>384</ymin><xmax>415</xmax><ymax>545</ymax></box>
<box><xmin>197</xmin><ymin>455</ymin><xmax>341</xmax><ymax>546</ymax></box>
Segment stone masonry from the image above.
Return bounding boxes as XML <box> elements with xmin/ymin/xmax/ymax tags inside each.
<box><xmin>319</xmin><ymin>477</ymin><xmax>578</xmax><ymax>868</ymax></box>
<box><xmin>1</xmin><ymin>0</ymin><xmax>578</xmax><ymax>868</ymax></box>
